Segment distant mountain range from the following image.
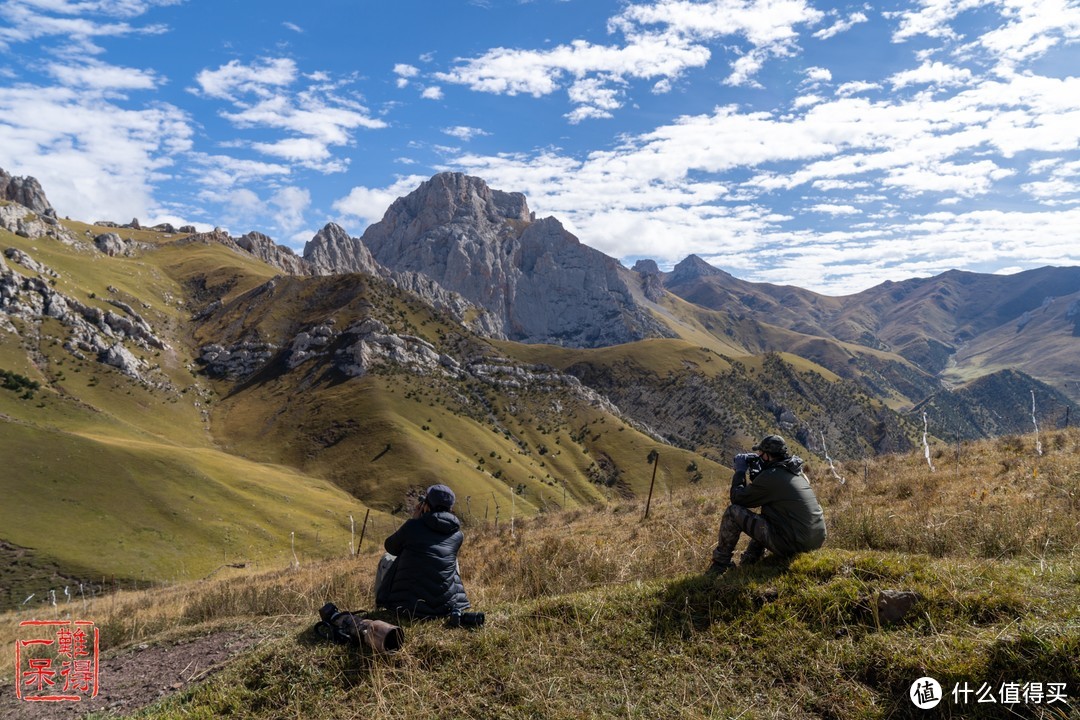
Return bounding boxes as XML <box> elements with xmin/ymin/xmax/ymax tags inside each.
<box><xmin>1</xmin><ymin>167</ymin><xmax>1076</xmax><ymax>602</ymax></box>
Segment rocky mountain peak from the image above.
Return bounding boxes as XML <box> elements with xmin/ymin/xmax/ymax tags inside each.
<box><xmin>368</xmin><ymin>173</ymin><xmax>532</xmax><ymax>249</ymax></box>
<box><xmin>357</xmin><ymin>173</ymin><xmax>672</xmax><ymax>347</ymax></box>
<box><xmin>0</xmin><ymin>167</ymin><xmax>57</xmax><ymax>218</ymax></box>
<box><xmin>669</xmin><ymin>254</ymin><xmax>727</xmax><ymax>284</ymax></box>
<box><xmin>303</xmin><ymin>222</ymin><xmax>380</xmax><ymax>276</ymax></box>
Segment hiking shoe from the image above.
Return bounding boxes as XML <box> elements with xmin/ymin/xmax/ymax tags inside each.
<box><xmin>740</xmin><ymin>552</ymin><xmax>763</xmax><ymax>566</ymax></box>
<box><xmin>706</xmin><ymin>561</ymin><xmax>735</xmax><ymax>577</ymax></box>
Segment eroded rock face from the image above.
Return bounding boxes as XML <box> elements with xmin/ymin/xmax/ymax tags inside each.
<box><xmin>356</xmin><ymin>172</ymin><xmax>672</xmax><ymax>348</ymax></box>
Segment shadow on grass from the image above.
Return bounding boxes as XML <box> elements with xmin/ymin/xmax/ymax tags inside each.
<box><xmin>648</xmin><ymin>557</ymin><xmax>793</xmax><ymax>639</ymax></box>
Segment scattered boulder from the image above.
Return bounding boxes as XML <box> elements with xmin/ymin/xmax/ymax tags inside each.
<box><xmin>94</xmin><ymin>232</ymin><xmax>128</xmax><ymax>257</ymax></box>
<box><xmin>876</xmin><ymin>590</ymin><xmax>920</xmax><ymax>625</ymax></box>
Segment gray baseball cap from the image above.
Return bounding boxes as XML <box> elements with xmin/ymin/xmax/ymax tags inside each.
<box><xmin>422</xmin><ymin>484</ymin><xmax>456</xmax><ymax>510</ymax></box>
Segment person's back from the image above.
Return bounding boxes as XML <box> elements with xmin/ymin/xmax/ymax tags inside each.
<box><xmin>737</xmin><ymin>457</ymin><xmax>826</xmax><ymax>556</ymax></box>
<box><xmin>376</xmin><ymin>484</ymin><xmax>470</xmax><ymax>618</ymax></box>
<box><xmin>709</xmin><ymin>434</ymin><xmax>826</xmax><ymax>575</ymax></box>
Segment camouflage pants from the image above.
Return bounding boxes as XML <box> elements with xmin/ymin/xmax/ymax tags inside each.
<box><xmin>712</xmin><ymin>504</ymin><xmax>776</xmax><ymax>565</ymax></box>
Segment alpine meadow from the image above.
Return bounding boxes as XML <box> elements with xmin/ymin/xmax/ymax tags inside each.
<box><xmin>1</xmin><ymin>166</ymin><xmax>1078</xmax><ymax>719</ymax></box>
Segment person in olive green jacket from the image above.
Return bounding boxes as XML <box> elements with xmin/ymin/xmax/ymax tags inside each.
<box><xmin>707</xmin><ymin>434</ymin><xmax>826</xmax><ymax>575</ymax></box>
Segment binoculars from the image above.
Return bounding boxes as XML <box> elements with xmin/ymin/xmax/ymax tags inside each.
<box><xmin>446</xmin><ymin>610</ymin><xmax>485</xmax><ymax>628</ymax></box>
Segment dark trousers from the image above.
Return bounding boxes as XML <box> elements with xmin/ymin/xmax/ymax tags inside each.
<box><xmin>712</xmin><ymin>504</ymin><xmax>776</xmax><ymax>565</ymax></box>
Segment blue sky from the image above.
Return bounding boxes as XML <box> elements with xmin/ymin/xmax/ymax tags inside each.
<box><xmin>1</xmin><ymin>0</ymin><xmax>1078</xmax><ymax>294</ymax></box>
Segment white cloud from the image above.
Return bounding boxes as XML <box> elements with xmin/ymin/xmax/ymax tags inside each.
<box><xmin>435</xmin><ymin>0</ymin><xmax>823</xmax><ymax>118</ymax></box>
<box><xmin>813</xmin><ymin>11</ymin><xmax>868</xmax><ymax>40</ymax></box>
<box><xmin>441</xmin><ymin>126</ymin><xmax>490</xmax><ymax>141</ymax></box>
<box><xmin>189</xmin><ymin>153</ymin><xmax>291</xmax><ymax>188</ymax></box>
<box><xmin>393</xmin><ymin>63</ymin><xmax>419</xmax><ymax>88</ymax></box>
<box><xmin>421</xmin><ymin>86</ymin><xmax>444</xmax><ymax>100</ymax></box>
<box><xmin>194</xmin><ymin>58</ymin><xmax>298</xmax><ymax>100</ymax></box>
<box><xmin>0</xmin><ymin>0</ymin><xmax>174</xmax><ymax>53</ymax></box>
<box><xmin>332</xmin><ymin>174</ymin><xmax>428</xmax><ymax>228</ymax></box>
<box><xmin>889</xmin><ymin>60</ymin><xmax>973</xmax><ymax>89</ymax></box>
<box><xmin>806</xmin><ymin>203</ymin><xmax>860</xmax><ymax>215</ymax></box>
<box><xmin>793</xmin><ymin>94</ymin><xmax>823</xmax><ymax>109</ymax></box>
<box><xmin>283</xmin><ymin>21</ymin><xmax>302</xmax><ymax>33</ymax></box>
<box><xmin>195</xmin><ymin>58</ymin><xmax>387</xmax><ymax>172</ymax></box>
<box><xmin>836</xmin><ymin>80</ymin><xmax>881</xmax><ymax>96</ymax></box>
<box><xmin>613</xmin><ymin>0</ymin><xmax>823</xmax><ymax>46</ymax></box>
<box><xmin>270</xmin><ymin>186</ymin><xmax>310</xmax><ymax>232</ymax></box>
<box><xmin>209</xmin><ymin>187</ymin><xmax>263</xmax><ymax>229</ymax></box>
<box><xmin>0</xmin><ymin>83</ymin><xmax>192</xmax><ymax>222</ymax></box>
<box><xmin>803</xmin><ymin>66</ymin><xmax>832</xmax><ymax>84</ymax></box>
<box><xmin>892</xmin><ymin>0</ymin><xmax>1080</xmax><ymax>73</ymax></box>
<box><xmin>45</xmin><ymin>59</ymin><xmax>158</xmax><ymax>90</ymax></box>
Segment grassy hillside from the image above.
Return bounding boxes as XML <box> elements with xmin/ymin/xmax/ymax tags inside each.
<box><xmin>0</xmin><ymin>224</ymin><xmax>384</xmax><ymax>607</ymax></box>
<box><xmin>194</xmin><ymin>274</ymin><xmax>725</xmax><ymax>513</ymax></box>
<box><xmin>2</xmin><ymin>223</ymin><xmax>726</xmax><ymax>605</ymax></box>
<box><xmin>1</xmin><ymin>428</ymin><xmax>1076</xmax><ymax>719</ymax></box>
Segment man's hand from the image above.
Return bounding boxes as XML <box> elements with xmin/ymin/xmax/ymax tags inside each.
<box><xmin>733</xmin><ymin>452</ymin><xmax>756</xmax><ymax>473</ymax></box>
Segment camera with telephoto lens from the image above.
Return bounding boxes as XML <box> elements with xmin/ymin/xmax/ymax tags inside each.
<box><xmin>318</xmin><ymin>602</ymin><xmax>404</xmax><ymax>652</ymax></box>
<box><xmin>446</xmin><ymin>610</ymin><xmax>485</xmax><ymax>628</ymax></box>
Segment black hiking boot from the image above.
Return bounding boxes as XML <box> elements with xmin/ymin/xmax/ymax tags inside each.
<box><xmin>739</xmin><ymin>552</ymin><xmax>764</xmax><ymax>566</ymax></box>
<box><xmin>706</xmin><ymin>561</ymin><xmax>735</xmax><ymax>577</ymax></box>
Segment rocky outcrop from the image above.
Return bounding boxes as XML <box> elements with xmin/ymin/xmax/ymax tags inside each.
<box><xmin>632</xmin><ymin>259</ymin><xmax>665</xmax><ymax>302</ymax></box>
<box><xmin>0</xmin><ymin>168</ymin><xmax>56</xmax><ymax>218</ymax></box>
<box><xmin>237</xmin><ymin>231</ymin><xmax>309</xmax><ymax>275</ymax></box>
<box><xmin>1</xmin><ymin>249</ymin><xmax>166</xmax><ymax>381</ymax></box>
<box><xmin>357</xmin><ymin>172</ymin><xmax>674</xmax><ymax>347</ymax></box>
<box><xmin>0</xmin><ymin>203</ymin><xmax>78</xmax><ymax>245</ymax></box>
<box><xmin>198</xmin><ymin>342</ymin><xmax>279</xmax><ymax>379</ymax></box>
<box><xmin>302</xmin><ymin>223</ymin><xmax>380</xmax><ymax>276</ymax></box>
<box><xmin>94</xmin><ymin>232</ymin><xmax>128</xmax><ymax>257</ymax></box>
<box><xmin>4</xmin><ymin>248</ymin><xmax>58</xmax><ymax>277</ymax></box>
<box><xmin>332</xmin><ymin>318</ymin><xmax>445</xmax><ymax>378</ymax></box>
<box><xmin>300</xmin><ymin>222</ymin><xmax>500</xmax><ymax>335</ymax></box>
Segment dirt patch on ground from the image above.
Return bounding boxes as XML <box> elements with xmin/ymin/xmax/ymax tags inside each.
<box><xmin>2</xmin><ymin>629</ymin><xmax>263</xmax><ymax>719</ymax></box>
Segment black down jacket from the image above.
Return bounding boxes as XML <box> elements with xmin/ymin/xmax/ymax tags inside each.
<box><xmin>378</xmin><ymin>510</ymin><xmax>470</xmax><ymax>618</ymax></box>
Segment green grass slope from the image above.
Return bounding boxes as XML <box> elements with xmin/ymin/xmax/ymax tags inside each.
<box><xmin>1</xmin><ymin>225</ymin><xmax>384</xmax><ymax>608</ymax></box>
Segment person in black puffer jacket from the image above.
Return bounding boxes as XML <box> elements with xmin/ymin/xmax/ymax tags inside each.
<box><xmin>374</xmin><ymin>484</ymin><xmax>471</xmax><ymax>619</ymax></box>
